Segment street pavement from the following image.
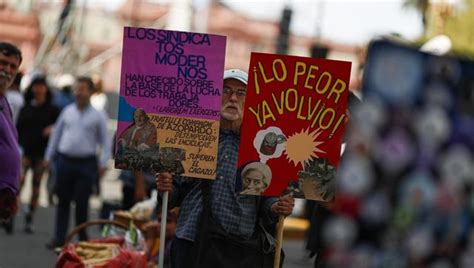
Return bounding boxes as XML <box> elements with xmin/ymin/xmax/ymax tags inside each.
<box><xmin>0</xmin><ymin>168</ymin><xmax>314</xmax><ymax>268</ymax></box>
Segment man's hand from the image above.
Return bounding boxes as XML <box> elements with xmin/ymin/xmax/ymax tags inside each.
<box><xmin>271</xmin><ymin>196</ymin><xmax>295</xmax><ymax>217</ymax></box>
<box><xmin>155</xmin><ymin>171</ymin><xmax>173</xmax><ymax>193</ymax></box>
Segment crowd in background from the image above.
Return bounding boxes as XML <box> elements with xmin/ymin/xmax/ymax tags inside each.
<box><xmin>1</xmin><ymin>35</ymin><xmax>474</xmax><ymax>268</ymax></box>
<box><xmin>0</xmin><ymin>56</ymin><xmax>175</xmax><ymax>265</ymax></box>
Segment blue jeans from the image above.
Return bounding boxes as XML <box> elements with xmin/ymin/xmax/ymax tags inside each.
<box><xmin>53</xmin><ymin>154</ymin><xmax>97</xmax><ymax>244</ymax></box>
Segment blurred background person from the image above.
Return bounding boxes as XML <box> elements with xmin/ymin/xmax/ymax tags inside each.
<box><xmin>44</xmin><ymin>76</ymin><xmax>110</xmax><ymax>249</ymax></box>
<box><xmin>0</xmin><ymin>42</ymin><xmax>22</xmax><ymax>232</ymax></box>
<box><xmin>16</xmin><ymin>75</ymin><xmax>59</xmax><ymax>233</ymax></box>
<box><xmin>2</xmin><ymin>72</ymin><xmax>24</xmax><ymax>234</ymax></box>
<box><xmin>47</xmin><ymin>73</ymin><xmax>75</xmax><ymax>205</ymax></box>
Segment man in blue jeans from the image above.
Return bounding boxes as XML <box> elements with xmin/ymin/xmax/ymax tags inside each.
<box><xmin>156</xmin><ymin>69</ymin><xmax>295</xmax><ymax>267</ymax></box>
<box><xmin>44</xmin><ymin>76</ymin><xmax>110</xmax><ymax>249</ymax></box>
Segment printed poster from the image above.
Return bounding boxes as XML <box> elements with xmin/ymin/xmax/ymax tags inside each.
<box><xmin>237</xmin><ymin>52</ymin><xmax>351</xmax><ymax>201</ymax></box>
<box><xmin>115</xmin><ymin>27</ymin><xmax>226</xmax><ymax>179</ymax></box>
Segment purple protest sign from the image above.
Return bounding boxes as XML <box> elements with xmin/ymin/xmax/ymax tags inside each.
<box><xmin>115</xmin><ymin>27</ymin><xmax>226</xmax><ymax>180</ymax></box>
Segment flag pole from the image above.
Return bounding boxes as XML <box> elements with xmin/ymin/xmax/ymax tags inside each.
<box><xmin>158</xmin><ymin>191</ymin><xmax>169</xmax><ymax>268</ymax></box>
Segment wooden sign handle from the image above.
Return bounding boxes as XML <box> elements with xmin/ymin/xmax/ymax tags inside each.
<box><xmin>273</xmin><ymin>215</ymin><xmax>285</xmax><ymax>268</ymax></box>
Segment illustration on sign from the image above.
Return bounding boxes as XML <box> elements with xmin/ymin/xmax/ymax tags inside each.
<box><xmin>237</xmin><ymin>52</ymin><xmax>351</xmax><ymax>201</ymax></box>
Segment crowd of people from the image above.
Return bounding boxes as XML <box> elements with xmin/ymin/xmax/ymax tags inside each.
<box><xmin>0</xmin><ymin>42</ymin><xmax>296</xmax><ymax>267</ymax></box>
<box><xmin>0</xmin><ymin>43</ymin><xmax>111</xmax><ymax>241</ymax></box>
<box><xmin>1</xmin><ymin>34</ymin><xmax>473</xmax><ymax>268</ymax></box>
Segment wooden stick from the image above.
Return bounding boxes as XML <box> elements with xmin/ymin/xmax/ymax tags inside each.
<box><xmin>273</xmin><ymin>215</ymin><xmax>285</xmax><ymax>268</ymax></box>
<box><xmin>158</xmin><ymin>191</ymin><xmax>169</xmax><ymax>268</ymax></box>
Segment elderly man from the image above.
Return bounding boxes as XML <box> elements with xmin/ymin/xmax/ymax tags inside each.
<box><xmin>0</xmin><ymin>42</ymin><xmax>22</xmax><ymax>226</ymax></box>
<box><xmin>156</xmin><ymin>69</ymin><xmax>295</xmax><ymax>267</ymax></box>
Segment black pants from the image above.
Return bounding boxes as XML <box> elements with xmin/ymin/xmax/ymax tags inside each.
<box><xmin>171</xmin><ymin>237</ymin><xmax>195</xmax><ymax>268</ymax></box>
<box><xmin>54</xmin><ymin>154</ymin><xmax>97</xmax><ymax>244</ymax></box>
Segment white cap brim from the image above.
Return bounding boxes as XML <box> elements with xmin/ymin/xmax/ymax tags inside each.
<box><xmin>223</xmin><ymin>69</ymin><xmax>248</xmax><ymax>85</ymax></box>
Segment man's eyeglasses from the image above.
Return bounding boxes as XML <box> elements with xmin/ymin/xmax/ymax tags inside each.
<box><xmin>223</xmin><ymin>87</ymin><xmax>246</xmax><ymax>98</ymax></box>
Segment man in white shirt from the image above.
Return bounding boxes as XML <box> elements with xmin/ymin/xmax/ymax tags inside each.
<box><xmin>44</xmin><ymin>76</ymin><xmax>111</xmax><ymax>249</ymax></box>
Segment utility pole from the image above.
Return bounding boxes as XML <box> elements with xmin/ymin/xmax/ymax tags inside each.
<box><xmin>311</xmin><ymin>0</ymin><xmax>328</xmax><ymax>59</ymax></box>
<box><xmin>276</xmin><ymin>6</ymin><xmax>292</xmax><ymax>54</ymax></box>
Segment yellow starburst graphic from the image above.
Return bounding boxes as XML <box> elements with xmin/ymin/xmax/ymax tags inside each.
<box><xmin>284</xmin><ymin>128</ymin><xmax>326</xmax><ymax>167</ymax></box>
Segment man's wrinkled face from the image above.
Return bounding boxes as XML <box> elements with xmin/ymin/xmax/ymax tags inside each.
<box><xmin>0</xmin><ymin>52</ymin><xmax>20</xmax><ymax>94</ymax></box>
<box><xmin>220</xmin><ymin>78</ymin><xmax>246</xmax><ymax>122</ymax></box>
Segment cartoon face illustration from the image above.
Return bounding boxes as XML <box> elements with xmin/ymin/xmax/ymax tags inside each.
<box><xmin>133</xmin><ymin>108</ymin><xmax>148</xmax><ymax>127</ymax></box>
<box><xmin>243</xmin><ymin>170</ymin><xmax>266</xmax><ymax>193</ymax></box>
<box><xmin>240</xmin><ymin>162</ymin><xmax>272</xmax><ymax>195</ymax></box>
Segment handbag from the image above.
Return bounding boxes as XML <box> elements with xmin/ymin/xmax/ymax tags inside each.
<box><xmin>192</xmin><ymin>181</ymin><xmax>284</xmax><ymax>268</ymax></box>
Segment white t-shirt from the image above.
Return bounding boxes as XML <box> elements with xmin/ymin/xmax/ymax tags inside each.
<box><xmin>6</xmin><ymin>90</ymin><xmax>24</xmax><ymax>124</ymax></box>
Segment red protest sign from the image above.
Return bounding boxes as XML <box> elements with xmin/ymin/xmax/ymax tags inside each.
<box><xmin>237</xmin><ymin>52</ymin><xmax>351</xmax><ymax>201</ymax></box>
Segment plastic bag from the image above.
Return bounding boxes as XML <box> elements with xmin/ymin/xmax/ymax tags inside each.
<box><xmin>124</xmin><ymin>222</ymin><xmax>147</xmax><ymax>252</ymax></box>
<box><xmin>130</xmin><ymin>190</ymin><xmax>158</xmax><ymax>221</ymax></box>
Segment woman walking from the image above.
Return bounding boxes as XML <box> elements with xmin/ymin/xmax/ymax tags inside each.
<box><xmin>17</xmin><ymin>75</ymin><xmax>59</xmax><ymax>233</ymax></box>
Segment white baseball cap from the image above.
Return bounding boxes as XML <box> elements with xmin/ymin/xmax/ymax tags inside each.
<box><xmin>223</xmin><ymin>69</ymin><xmax>248</xmax><ymax>85</ymax></box>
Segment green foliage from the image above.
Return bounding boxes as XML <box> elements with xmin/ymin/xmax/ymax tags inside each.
<box><xmin>444</xmin><ymin>0</ymin><xmax>474</xmax><ymax>57</ymax></box>
<box><xmin>405</xmin><ymin>0</ymin><xmax>474</xmax><ymax>57</ymax></box>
